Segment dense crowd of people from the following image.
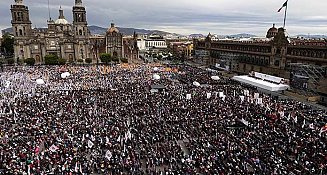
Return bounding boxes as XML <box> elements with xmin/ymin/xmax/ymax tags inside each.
<box><xmin>0</xmin><ymin>64</ymin><xmax>326</xmax><ymax>175</ymax></box>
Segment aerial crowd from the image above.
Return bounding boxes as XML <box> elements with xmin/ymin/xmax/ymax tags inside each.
<box><xmin>0</xmin><ymin>64</ymin><xmax>326</xmax><ymax>175</ymax></box>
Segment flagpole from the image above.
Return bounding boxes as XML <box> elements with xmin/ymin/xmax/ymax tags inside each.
<box><xmin>283</xmin><ymin>0</ymin><xmax>288</xmax><ymax>29</ymax></box>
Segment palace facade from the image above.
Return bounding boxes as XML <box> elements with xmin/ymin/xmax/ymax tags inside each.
<box><xmin>194</xmin><ymin>26</ymin><xmax>327</xmax><ymax>79</ymax></box>
<box><xmin>194</xmin><ymin>25</ymin><xmax>327</xmax><ymax>103</ymax></box>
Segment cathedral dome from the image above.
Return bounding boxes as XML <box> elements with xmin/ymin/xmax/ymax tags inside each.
<box><xmin>107</xmin><ymin>23</ymin><xmax>119</xmax><ymax>33</ymax></box>
<box><xmin>55</xmin><ymin>7</ymin><xmax>69</xmax><ymax>25</ymax></box>
<box><xmin>55</xmin><ymin>18</ymin><xmax>69</xmax><ymax>25</ymax></box>
<box><xmin>266</xmin><ymin>24</ymin><xmax>278</xmax><ymax>38</ymax></box>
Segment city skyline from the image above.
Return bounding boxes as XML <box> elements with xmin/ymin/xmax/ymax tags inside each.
<box><xmin>0</xmin><ymin>0</ymin><xmax>327</xmax><ymax>36</ymax></box>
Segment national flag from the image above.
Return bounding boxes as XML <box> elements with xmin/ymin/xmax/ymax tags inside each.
<box><xmin>278</xmin><ymin>0</ymin><xmax>288</xmax><ymax>12</ymax></box>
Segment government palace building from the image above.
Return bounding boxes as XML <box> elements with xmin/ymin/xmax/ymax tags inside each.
<box><xmin>194</xmin><ymin>26</ymin><xmax>327</xmax><ymax>103</ymax></box>
<box><xmin>10</xmin><ymin>0</ymin><xmax>138</xmax><ymax>64</ymax></box>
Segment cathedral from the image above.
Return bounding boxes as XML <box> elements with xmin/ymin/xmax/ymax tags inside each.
<box><xmin>10</xmin><ymin>0</ymin><xmax>139</xmax><ymax>64</ymax></box>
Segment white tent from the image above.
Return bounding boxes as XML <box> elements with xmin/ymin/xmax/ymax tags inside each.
<box><xmin>153</xmin><ymin>74</ymin><xmax>160</xmax><ymax>80</ymax></box>
<box><xmin>211</xmin><ymin>76</ymin><xmax>220</xmax><ymax>80</ymax></box>
<box><xmin>232</xmin><ymin>75</ymin><xmax>289</xmax><ymax>92</ymax></box>
<box><xmin>193</xmin><ymin>81</ymin><xmax>200</xmax><ymax>87</ymax></box>
<box><xmin>36</xmin><ymin>79</ymin><xmax>45</xmax><ymax>85</ymax></box>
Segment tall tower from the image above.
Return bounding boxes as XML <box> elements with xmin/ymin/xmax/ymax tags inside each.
<box><xmin>10</xmin><ymin>0</ymin><xmax>32</xmax><ymax>38</ymax></box>
<box><xmin>72</xmin><ymin>0</ymin><xmax>88</xmax><ymax>37</ymax></box>
<box><xmin>10</xmin><ymin>0</ymin><xmax>32</xmax><ymax>61</ymax></box>
<box><xmin>72</xmin><ymin>0</ymin><xmax>90</xmax><ymax>61</ymax></box>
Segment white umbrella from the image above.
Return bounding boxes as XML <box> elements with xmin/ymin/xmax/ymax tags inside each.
<box><xmin>5</xmin><ymin>81</ymin><xmax>10</xmax><ymax>88</ymax></box>
<box><xmin>36</xmin><ymin>79</ymin><xmax>45</xmax><ymax>85</ymax></box>
<box><xmin>211</xmin><ymin>76</ymin><xmax>220</xmax><ymax>80</ymax></box>
<box><xmin>61</xmin><ymin>73</ymin><xmax>67</xmax><ymax>79</ymax></box>
<box><xmin>153</xmin><ymin>67</ymin><xmax>159</xmax><ymax>71</ymax></box>
<box><xmin>153</xmin><ymin>74</ymin><xmax>160</xmax><ymax>80</ymax></box>
<box><xmin>64</xmin><ymin>72</ymin><xmax>71</xmax><ymax>77</ymax></box>
<box><xmin>61</xmin><ymin>72</ymin><xmax>71</xmax><ymax>79</ymax></box>
<box><xmin>193</xmin><ymin>81</ymin><xmax>200</xmax><ymax>87</ymax></box>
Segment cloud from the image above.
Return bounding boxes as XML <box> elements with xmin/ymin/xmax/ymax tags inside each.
<box><xmin>1</xmin><ymin>0</ymin><xmax>327</xmax><ymax>36</ymax></box>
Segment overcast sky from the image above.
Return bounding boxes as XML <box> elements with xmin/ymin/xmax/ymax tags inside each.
<box><xmin>1</xmin><ymin>0</ymin><xmax>327</xmax><ymax>36</ymax></box>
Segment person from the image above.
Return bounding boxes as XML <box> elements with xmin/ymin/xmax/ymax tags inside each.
<box><xmin>0</xmin><ymin>64</ymin><xmax>326</xmax><ymax>174</ymax></box>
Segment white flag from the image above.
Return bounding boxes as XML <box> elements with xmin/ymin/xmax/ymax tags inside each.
<box><xmin>186</xmin><ymin>94</ymin><xmax>191</xmax><ymax>100</ymax></box>
<box><xmin>105</xmin><ymin>136</ymin><xmax>109</xmax><ymax>144</ymax></box>
<box><xmin>105</xmin><ymin>150</ymin><xmax>112</xmax><ymax>160</ymax></box>
<box><xmin>240</xmin><ymin>96</ymin><xmax>245</xmax><ymax>103</ymax></box>
<box><xmin>75</xmin><ymin>162</ymin><xmax>78</xmax><ymax>172</ymax></box>
<box><xmin>206</xmin><ymin>93</ymin><xmax>211</xmax><ymax>99</ymax></box>
<box><xmin>254</xmin><ymin>93</ymin><xmax>259</xmax><ymax>99</ymax></box>
<box><xmin>88</xmin><ymin>140</ymin><xmax>94</xmax><ymax>148</ymax></box>
<box><xmin>219</xmin><ymin>92</ymin><xmax>224</xmax><ymax>98</ymax></box>
<box><xmin>49</xmin><ymin>144</ymin><xmax>59</xmax><ymax>152</ymax></box>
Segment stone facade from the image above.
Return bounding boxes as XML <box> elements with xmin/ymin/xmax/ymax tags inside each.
<box><xmin>10</xmin><ymin>0</ymin><xmax>92</xmax><ymax>64</ymax></box>
<box><xmin>194</xmin><ymin>27</ymin><xmax>327</xmax><ymax>79</ymax></box>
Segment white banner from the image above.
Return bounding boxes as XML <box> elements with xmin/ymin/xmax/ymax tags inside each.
<box><xmin>207</xmin><ymin>93</ymin><xmax>211</xmax><ymax>99</ymax></box>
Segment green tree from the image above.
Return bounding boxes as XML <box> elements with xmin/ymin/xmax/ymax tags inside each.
<box><xmin>112</xmin><ymin>57</ymin><xmax>119</xmax><ymax>63</ymax></box>
<box><xmin>100</xmin><ymin>53</ymin><xmax>111</xmax><ymax>64</ymax></box>
<box><xmin>58</xmin><ymin>58</ymin><xmax>67</xmax><ymax>65</ymax></box>
<box><xmin>121</xmin><ymin>58</ymin><xmax>128</xmax><ymax>63</ymax></box>
<box><xmin>1</xmin><ymin>33</ymin><xmax>14</xmax><ymax>56</ymax></box>
<box><xmin>85</xmin><ymin>58</ymin><xmax>93</xmax><ymax>64</ymax></box>
<box><xmin>44</xmin><ymin>54</ymin><xmax>59</xmax><ymax>65</ymax></box>
<box><xmin>7</xmin><ymin>58</ymin><xmax>15</xmax><ymax>65</ymax></box>
<box><xmin>24</xmin><ymin>58</ymin><xmax>35</xmax><ymax>66</ymax></box>
<box><xmin>77</xmin><ymin>59</ymin><xmax>84</xmax><ymax>63</ymax></box>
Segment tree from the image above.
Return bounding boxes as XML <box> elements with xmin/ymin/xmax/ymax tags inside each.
<box><xmin>100</xmin><ymin>53</ymin><xmax>111</xmax><ymax>64</ymax></box>
<box><xmin>85</xmin><ymin>58</ymin><xmax>92</xmax><ymax>64</ymax></box>
<box><xmin>112</xmin><ymin>57</ymin><xmax>119</xmax><ymax>63</ymax></box>
<box><xmin>7</xmin><ymin>58</ymin><xmax>15</xmax><ymax>65</ymax></box>
<box><xmin>121</xmin><ymin>58</ymin><xmax>128</xmax><ymax>63</ymax></box>
<box><xmin>24</xmin><ymin>58</ymin><xmax>35</xmax><ymax>66</ymax></box>
<box><xmin>0</xmin><ymin>33</ymin><xmax>14</xmax><ymax>56</ymax></box>
<box><xmin>77</xmin><ymin>59</ymin><xmax>84</xmax><ymax>63</ymax></box>
<box><xmin>58</xmin><ymin>58</ymin><xmax>67</xmax><ymax>65</ymax></box>
<box><xmin>44</xmin><ymin>54</ymin><xmax>59</xmax><ymax>65</ymax></box>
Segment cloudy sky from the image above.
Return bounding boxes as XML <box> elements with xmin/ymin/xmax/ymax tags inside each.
<box><xmin>1</xmin><ymin>0</ymin><xmax>327</xmax><ymax>36</ymax></box>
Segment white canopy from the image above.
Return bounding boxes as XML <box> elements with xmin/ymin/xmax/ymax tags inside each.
<box><xmin>153</xmin><ymin>74</ymin><xmax>160</xmax><ymax>80</ymax></box>
<box><xmin>193</xmin><ymin>81</ymin><xmax>201</xmax><ymax>87</ymax></box>
<box><xmin>36</xmin><ymin>79</ymin><xmax>45</xmax><ymax>85</ymax></box>
<box><xmin>232</xmin><ymin>75</ymin><xmax>289</xmax><ymax>92</ymax></box>
<box><xmin>211</xmin><ymin>76</ymin><xmax>220</xmax><ymax>80</ymax></box>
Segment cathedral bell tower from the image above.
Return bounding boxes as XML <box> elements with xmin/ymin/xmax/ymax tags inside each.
<box><xmin>10</xmin><ymin>0</ymin><xmax>32</xmax><ymax>61</ymax></box>
<box><xmin>11</xmin><ymin>0</ymin><xmax>32</xmax><ymax>38</ymax></box>
<box><xmin>72</xmin><ymin>0</ymin><xmax>90</xmax><ymax>61</ymax></box>
<box><xmin>73</xmin><ymin>0</ymin><xmax>89</xmax><ymax>38</ymax></box>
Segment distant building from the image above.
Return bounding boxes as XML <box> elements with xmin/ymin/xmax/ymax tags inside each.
<box><xmin>194</xmin><ymin>26</ymin><xmax>327</xmax><ymax>78</ymax></box>
<box><xmin>194</xmin><ymin>26</ymin><xmax>327</xmax><ymax>103</ymax></box>
<box><xmin>145</xmin><ymin>34</ymin><xmax>167</xmax><ymax>50</ymax></box>
<box><xmin>105</xmin><ymin>23</ymin><xmax>123</xmax><ymax>58</ymax></box>
<box><xmin>169</xmin><ymin>41</ymin><xmax>193</xmax><ymax>59</ymax></box>
<box><xmin>123</xmin><ymin>32</ymin><xmax>139</xmax><ymax>60</ymax></box>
